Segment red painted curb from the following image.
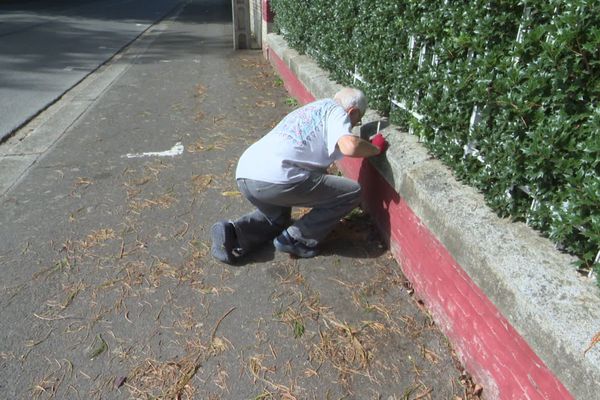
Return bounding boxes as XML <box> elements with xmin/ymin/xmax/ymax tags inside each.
<box><xmin>266</xmin><ymin>48</ymin><xmax>574</xmax><ymax>400</ymax></box>
<box><xmin>269</xmin><ymin>50</ymin><xmax>315</xmax><ymax>106</ymax></box>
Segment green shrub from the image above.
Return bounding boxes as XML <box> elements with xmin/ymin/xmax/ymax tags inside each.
<box><xmin>271</xmin><ymin>0</ymin><xmax>600</xmax><ymax>285</ymax></box>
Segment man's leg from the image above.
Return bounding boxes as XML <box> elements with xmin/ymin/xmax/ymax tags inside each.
<box><xmin>212</xmin><ymin>179</ymin><xmax>292</xmax><ymax>263</ymax></box>
<box><xmin>212</xmin><ymin>174</ymin><xmax>360</xmax><ymax>261</ymax></box>
<box><xmin>274</xmin><ymin>173</ymin><xmax>362</xmax><ymax>247</ymax></box>
<box><xmin>231</xmin><ymin>178</ymin><xmax>292</xmax><ymax>252</ymax></box>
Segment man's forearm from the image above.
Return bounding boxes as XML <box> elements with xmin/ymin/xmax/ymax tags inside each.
<box><xmin>338</xmin><ymin>135</ymin><xmax>380</xmax><ymax>158</ymax></box>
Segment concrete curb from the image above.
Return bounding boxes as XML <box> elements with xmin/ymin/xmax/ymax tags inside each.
<box><xmin>265</xmin><ymin>32</ymin><xmax>600</xmax><ymax>399</ymax></box>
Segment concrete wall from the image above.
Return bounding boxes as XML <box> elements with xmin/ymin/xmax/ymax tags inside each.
<box><xmin>261</xmin><ymin>12</ymin><xmax>600</xmax><ymax>399</ymax></box>
<box><xmin>248</xmin><ymin>0</ymin><xmax>261</xmax><ymax>49</ymax></box>
<box><xmin>231</xmin><ymin>0</ymin><xmax>251</xmax><ymax>49</ymax></box>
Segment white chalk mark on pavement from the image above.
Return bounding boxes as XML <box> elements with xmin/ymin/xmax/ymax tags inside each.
<box><xmin>123</xmin><ymin>142</ymin><xmax>184</xmax><ymax>159</ymax></box>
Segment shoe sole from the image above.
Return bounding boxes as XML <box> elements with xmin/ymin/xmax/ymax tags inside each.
<box><xmin>211</xmin><ymin>222</ymin><xmax>234</xmax><ymax>264</ymax></box>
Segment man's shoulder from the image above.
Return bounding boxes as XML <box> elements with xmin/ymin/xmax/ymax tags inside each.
<box><xmin>306</xmin><ymin>99</ymin><xmax>345</xmax><ymax>120</ymax></box>
<box><xmin>299</xmin><ymin>98</ymin><xmax>336</xmax><ymax>110</ymax></box>
<box><xmin>282</xmin><ymin>99</ymin><xmax>338</xmax><ymax>122</ymax></box>
<box><xmin>311</xmin><ymin>98</ymin><xmax>337</xmax><ymax>108</ymax></box>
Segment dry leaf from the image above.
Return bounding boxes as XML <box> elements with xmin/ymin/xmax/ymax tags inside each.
<box><xmin>221</xmin><ymin>191</ymin><xmax>241</xmax><ymax>197</ymax></box>
<box><xmin>192</xmin><ymin>175</ymin><xmax>212</xmax><ymax>192</ymax></box>
<box><xmin>74</xmin><ymin>177</ymin><xmax>93</xmax><ymax>187</ymax></box>
<box><xmin>195</xmin><ymin>84</ymin><xmax>206</xmax><ymax>97</ymax></box>
<box><xmin>256</xmin><ymin>100</ymin><xmax>276</xmax><ymax>108</ymax></box>
<box><xmin>188</xmin><ymin>139</ymin><xmax>205</xmax><ymax>153</ymax></box>
<box><xmin>80</xmin><ymin>229</ymin><xmax>115</xmax><ymax>248</ymax></box>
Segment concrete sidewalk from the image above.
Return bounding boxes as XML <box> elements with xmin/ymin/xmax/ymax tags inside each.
<box><xmin>0</xmin><ymin>1</ymin><xmax>479</xmax><ymax>398</ymax></box>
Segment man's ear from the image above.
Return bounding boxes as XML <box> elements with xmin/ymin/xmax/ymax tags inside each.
<box><xmin>348</xmin><ymin>107</ymin><xmax>362</xmax><ymax>124</ymax></box>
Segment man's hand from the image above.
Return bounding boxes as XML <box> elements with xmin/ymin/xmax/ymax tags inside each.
<box><xmin>370</xmin><ymin>133</ymin><xmax>389</xmax><ymax>155</ymax></box>
<box><xmin>338</xmin><ymin>134</ymin><xmax>389</xmax><ymax>158</ymax></box>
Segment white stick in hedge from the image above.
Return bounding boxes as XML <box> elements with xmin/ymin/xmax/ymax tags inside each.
<box><xmin>390</xmin><ymin>98</ymin><xmax>425</xmax><ymax>122</ymax></box>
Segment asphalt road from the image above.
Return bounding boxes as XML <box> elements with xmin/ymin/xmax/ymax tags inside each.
<box><xmin>0</xmin><ymin>0</ymin><xmax>183</xmax><ymax>142</ymax></box>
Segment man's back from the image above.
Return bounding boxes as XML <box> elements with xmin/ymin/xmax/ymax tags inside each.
<box><xmin>236</xmin><ymin>99</ymin><xmax>352</xmax><ymax>184</ymax></box>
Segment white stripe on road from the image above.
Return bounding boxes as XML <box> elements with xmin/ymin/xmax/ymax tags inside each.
<box><xmin>123</xmin><ymin>142</ymin><xmax>184</xmax><ymax>158</ymax></box>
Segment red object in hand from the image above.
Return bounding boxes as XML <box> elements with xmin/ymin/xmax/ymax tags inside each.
<box><xmin>370</xmin><ymin>133</ymin><xmax>389</xmax><ymax>155</ymax></box>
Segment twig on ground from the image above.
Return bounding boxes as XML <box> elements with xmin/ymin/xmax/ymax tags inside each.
<box><xmin>211</xmin><ymin>307</ymin><xmax>237</xmax><ymax>343</ymax></box>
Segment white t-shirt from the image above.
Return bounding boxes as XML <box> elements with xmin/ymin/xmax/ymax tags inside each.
<box><xmin>236</xmin><ymin>99</ymin><xmax>353</xmax><ymax>183</ymax></box>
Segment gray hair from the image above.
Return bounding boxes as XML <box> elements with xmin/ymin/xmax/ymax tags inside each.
<box><xmin>334</xmin><ymin>87</ymin><xmax>367</xmax><ymax>116</ymax></box>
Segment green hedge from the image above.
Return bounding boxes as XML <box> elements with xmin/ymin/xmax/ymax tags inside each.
<box><xmin>271</xmin><ymin>0</ymin><xmax>600</xmax><ymax>284</ymax></box>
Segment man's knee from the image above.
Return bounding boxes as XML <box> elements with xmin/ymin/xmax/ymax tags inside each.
<box><xmin>272</xmin><ymin>213</ymin><xmax>292</xmax><ymax>229</ymax></box>
<box><xmin>267</xmin><ymin>208</ymin><xmax>291</xmax><ymax>229</ymax></box>
<box><xmin>330</xmin><ymin>176</ymin><xmax>361</xmax><ymax>207</ymax></box>
<box><xmin>346</xmin><ymin>181</ymin><xmax>362</xmax><ymax>206</ymax></box>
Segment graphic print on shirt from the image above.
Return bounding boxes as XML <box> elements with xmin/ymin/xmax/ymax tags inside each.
<box><xmin>274</xmin><ymin>101</ymin><xmax>327</xmax><ymax>147</ymax></box>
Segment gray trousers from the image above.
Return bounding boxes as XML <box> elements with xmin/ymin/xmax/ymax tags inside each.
<box><xmin>232</xmin><ymin>172</ymin><xmax>361</xmax><ymax>252</ymax></box>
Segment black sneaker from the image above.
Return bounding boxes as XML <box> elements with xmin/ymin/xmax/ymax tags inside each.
<box><xmin>211</xmin><ymin>220</ymin><xmax>239</xmax><ymax>264</ymax></box>
<box><xmin>273</xmin><ymin>230</ymin><xmax>318</xmax><ymax>258</ymax></box>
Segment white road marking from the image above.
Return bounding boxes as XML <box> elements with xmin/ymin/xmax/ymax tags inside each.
<box><xmin>124</xmin><ymin>142</ymin><xmax>184</xmax><ymax>159</ymax></box>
